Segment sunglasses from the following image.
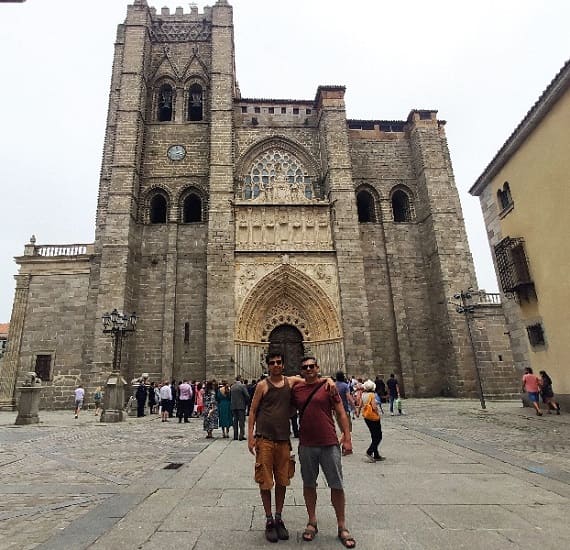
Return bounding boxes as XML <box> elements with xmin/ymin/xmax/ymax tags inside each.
<box><xmin>268</xmin><ymin>359</ymin><xmax>283</xmax><ymax>366</ymax></box>
<box><xmin>301</xmin><ymin>364</ymin><xmax>317</xmax><ymax>370</ymax></box>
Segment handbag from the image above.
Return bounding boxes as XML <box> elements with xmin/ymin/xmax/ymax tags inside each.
<box><xmin>362</xmin><ymin>393</ymin><xmax>380</xmax><ymax>421</ymax></box>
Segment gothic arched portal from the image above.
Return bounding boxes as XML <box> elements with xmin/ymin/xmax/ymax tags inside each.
<box><xmin>234</xmin><ymin>264</ymin><xmax>345</xmax><ymax>380</ymax></box>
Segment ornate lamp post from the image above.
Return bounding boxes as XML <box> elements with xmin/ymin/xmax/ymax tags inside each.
<box><xmin>450</xmin><ymin>290</ymin><xmax>486</xmax><ymax>410</ymax></box>
<box><xmin>100</xmin><ymin>309</ymin><xmax>137</xmax><ymax>422</ymax></box>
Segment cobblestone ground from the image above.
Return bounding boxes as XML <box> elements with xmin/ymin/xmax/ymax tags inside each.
<box><xmin>0</xmin><ymin>411</ymin><xmax>209</xmax><ymax>550</ymax></box>
<box><xmin>0</xmin><ymin>399</ymin><xmax>568</xmax><ymax>549</ymax></box>
<box><xmin>396</xmin><ymin>399</ymin><xmax>570</xmax><ymax>475</ymax></box>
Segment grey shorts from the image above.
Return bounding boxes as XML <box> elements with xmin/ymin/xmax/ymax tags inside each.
<box><xmin>298</xmin><ymin>444</ymin><xmax>343</xmax><ymax>490</ymax></box>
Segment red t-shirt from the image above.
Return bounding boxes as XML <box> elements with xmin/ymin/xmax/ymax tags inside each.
<box><xmin>522</xmin><ymin>373</ymin><xmax>540</xmax><ymax>393</ymax></box>
<box><xmin>292</xmin><ymin>381</ymin><xmax>341</xmax><ymax>447</ymax></box>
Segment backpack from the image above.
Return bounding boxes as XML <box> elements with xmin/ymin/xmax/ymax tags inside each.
<box><xmin>94</xmin><ymin>391</ymin><xmax>102</xmax><ymax>401</ymax></box>
<box><xmin>362</xmin><ymin>393</ymin><xmax>380</xmax><ymax>421</ymax></box>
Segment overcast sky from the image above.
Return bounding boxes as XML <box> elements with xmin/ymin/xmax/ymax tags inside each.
<box><xmin>0</xmin><ymin>0</ymin><xmax>568</xmax><ymax>322</ymax></box>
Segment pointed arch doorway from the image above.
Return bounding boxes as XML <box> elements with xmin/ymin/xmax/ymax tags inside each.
<box><xmin>268</xmin><ymin>325</ymin><xmax>304</xmax><ymax>376</ymax></box>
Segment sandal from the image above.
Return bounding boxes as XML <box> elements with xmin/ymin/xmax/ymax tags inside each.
<box><xmin>302</xmin><ymin>522</ymin><xmax>318</xmax><ymax>541</ymax></box>
<box><xmin>338</xmin><ymin>527</ymin><xmax>356</xmax><ymax>548</ymax></box>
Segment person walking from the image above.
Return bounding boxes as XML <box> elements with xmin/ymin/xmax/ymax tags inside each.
<box><xmin>148</xmin><ymin>381</ymin><xmax>157</xmax><ymax>414</ymax></box>
<box><xmin>203</xmin><ymin>380</ymin><xmax>219</xmax><ymax>438</ymax></box>
<box><xmin>539</xmin><ymin>370</ymin><xmax>561</xmax><ymax>414</ymax></box>
<box><xmin>159</xmin><ymin>381</ymin><xmax>172</xmax><ymax>422</ymax></box>
<box><xmin>74</xmin><ymin>384</ymin><xmax>85</xmax><ymax>419</ymax></box>
<box><xmin>135</xmin><ymin>379</ymin><xmax>147</xmax><ymax>417</ymax></box>
<box><xmin>522</xmin><ymin>367</ymin><xmax>543</xmax><ymax>416</ymax></box>
<box><xmin>386</xmin><ymin>373</ymin><xmax>400</xmax><ymax>415</ymax></box>
<box><xmin>247</xmin><ymin>353</ymin><xmax>298</xmax><ymax>542</ymax></box>
<box><xmin>216</xmin><ymin>381</ymin><xmax>233</xmax><ymax>437</ymax></box>
<box><xmin>230</xmin><ymin>375</ymin><xmax>250</xmax><ymax>440</ymax></box>
<box><xmin>93</xmin><ymin>386</ymin><xmax>103</xmax><ymax>416</ymax></box>
<box><xmin>374</xmin><ymin>375</ymin><xmax>387</xmax><ymax>409</ymax></box>
<box><xmin>335</xmin><ymin>371</ymin><xmax>354</xmax><ymax>432</ymax></box>
<box><xmin>291</xmin><ymin>356</ymin><xmax>355</xmax><ymax>548</ymax></box>
<box><xmin>360</xmin><ymin>379</ymin><xmax>384</xmax><ymax>462</ymax></box>
<box><xmin>177</xmin><ymin>379</ymin><xmax>193</xmax><ymax>423</ymax></box>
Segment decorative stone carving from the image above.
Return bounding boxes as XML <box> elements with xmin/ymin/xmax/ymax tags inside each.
<box><xmin>237</xmin><ymin>149</ymin><xmax>320</xmax><ymax>204</ymax></box>
<box><xmin>151</xmin><ymin>21</ymin><xmax>211</xmax><ymax>42</ymax></box>
<box><xmin>234</xmin><ymin>205</ymin><xmax>333</xmax><ymax>252</ymax></box>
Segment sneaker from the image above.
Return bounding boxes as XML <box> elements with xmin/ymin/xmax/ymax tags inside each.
<box><xmin>74</xmin><ymin>414</ymin><xmax>78</xmax><ymax>419</ymax></box>
<box><xmin>265</xmin><ymin>519</ymin><xmax>278</xmax><ymax>543</ymax></box>
<box><xmin>365</xmin><ymin>452</ymin><xmax>375</xmax><ymax>463</ymax></box>
<box><xmin>275</xmin><ymin>518</ymin><xmax>289</xmax><ymax>540</ymax></box>
<box><xmin>374</xmin><ymin>455</ymin><xmax>386</xmax><ymax>462</ymax></box>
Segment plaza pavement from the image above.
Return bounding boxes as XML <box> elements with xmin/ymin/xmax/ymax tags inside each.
<box><xmin>1</xmin><ymin>399</ymin><xmax>569</xmax><ymax>549</ymax></box>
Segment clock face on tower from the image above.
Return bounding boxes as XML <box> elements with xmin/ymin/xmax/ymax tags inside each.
<box><xmin>167</xmin><ymin>144</ymin><xmax>186</xmax><ymax>161</ymax></box>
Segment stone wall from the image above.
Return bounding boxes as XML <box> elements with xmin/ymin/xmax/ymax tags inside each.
<box><xmin>18</xmin><ymin>272</ymin><xmax>90</xmax><ymax>410</ymax></box>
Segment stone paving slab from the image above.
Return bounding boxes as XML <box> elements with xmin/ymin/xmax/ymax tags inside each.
<box><xmin>1</xmin><ymin>399</ymin><xmax>570</xmax><ymax>549</ymax></box>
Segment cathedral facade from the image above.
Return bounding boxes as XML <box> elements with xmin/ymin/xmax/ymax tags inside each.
<box><xmin>0</xmin><ymin>0</ymin><xmax>519</xmax><ymax>409</ymax></box>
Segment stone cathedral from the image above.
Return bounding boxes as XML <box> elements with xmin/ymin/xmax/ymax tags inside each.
<box><xmin>0</xmin><ymin>0</ymin><xmax>519</xmax><ymax>410</ymax></box>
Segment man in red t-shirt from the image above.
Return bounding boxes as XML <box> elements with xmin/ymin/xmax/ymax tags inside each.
<box><xmin>291</xmin><ymin>356</ymin><xmax>355</xmax><ymax>549</ymax></box>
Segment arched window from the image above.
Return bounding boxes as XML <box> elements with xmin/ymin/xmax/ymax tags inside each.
<box><xmin>241</xmin><ymin>148</ymin><xmax>316</xmax><ymax>200</ymax></box>
<box><xmin>497</xmin><ymin>181</ymin><xmax>513</xmax><ymax>211</ymax></box>
<box><xmin>157</xmin><ymin>84</ymin><xmax>173</xmax><ymax>122</ymax></box>
<box><xmin>188</xmin><ymin>83</ymin><xmax>203</xmax><ymax>121</ymax></box>
<box><xmin>150</xmin><ymin>194</ymin><xmax>168</xmax><ymax>224</ymax></box>
<box><xmin>356</xmin><ymin>190</ymin><xmax>376</xmax><ymax>223</ymax></box>
<box><xmin>392</xmin><ymin>189</ymin><xmax>413</xmax><ymax>222</ymax></box>
<box><xmin>183</xmin><ymin>194</ymin><xmax>202</xmax><ymax>223</ymax></box>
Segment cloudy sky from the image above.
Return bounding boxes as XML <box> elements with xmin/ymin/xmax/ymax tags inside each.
<box><xmin>0</xmin><ymin>0</ymin><xmax>568</xmax><ymax>322</ymax></box>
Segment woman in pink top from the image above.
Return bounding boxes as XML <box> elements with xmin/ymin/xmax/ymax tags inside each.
<box><xmin>522</xmin><ymin>367</ymin><xmax>542</xmax><ymax>416</ymax></box>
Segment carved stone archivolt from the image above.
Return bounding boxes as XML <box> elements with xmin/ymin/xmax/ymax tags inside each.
<box><xmin>236</xmin><ymin>264</ymin><xmax>342</xmax><ymax>343</ymax></box>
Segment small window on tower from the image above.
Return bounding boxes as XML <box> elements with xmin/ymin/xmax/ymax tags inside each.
<box><xmin>268</xmin><ymin>107</ymin><xmax>274</xmax><ymax>114</ymax></box>
<box><xmin>293</xmin><ymin>107</ymin><xmax>299</xmax><ymax>115</ymax></box>
<box><xmin>254</xmin><ymin>106</ymin><xmax>260</xmax><ymax>114</ymax></box>
<box><xmin>281</xmin><ymin>107</ymin><xmax>287</xmax><ymax>114</ymax></box>
<box><xmin>184</xmin><ymin>322</ymin><xmax>190</xmax><ymax>344</ymax></box>
<box><xmin>183</xmin><ymin>194</ymin><xmax>202</xmax><ymax>223</ymax></box>
<box><xmin>241</xmin><ymin>106</ymin><xmax>247</xmax><ymax>113</ymax></box>
<box><xmin>188</xmin><ymin>83</ymin><xmax>203</xmax><ymax>121</ymax></box>
<box><xmin>150</xmin><ymin>194</ymin><xmax>168</xmax><ymax>224</ymax></box>
<box><xmin>357</xmin><ymin>190</ymin><xmax>376</xmax><ymax>223</ymax></box>
<box><xmin>157</xmin><ymin>84</ymin><xmax>173</xmax><ymax>122</ymax></box>
<box><xmin>391</xmin><ymin>189</ymin><xmax>414</xmax><ymax>222</ymax></box>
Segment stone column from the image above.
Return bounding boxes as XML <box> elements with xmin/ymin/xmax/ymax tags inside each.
<box><xmin>315</xmin><ymin>86</ymin><xmax>373</xmax><ymax>374</ymax></box>
<box><xmin>0</xmin><ymin>274</ymin><xmax>31</xmax><ymax>410</ymax></box>
<box><xmin>205</xmin><ymin>1</ymin><xmax>236</xmax><ymax>380</ymax></box>
<box><xmin>161</xmin><ymin>223</ymin><xmax>179</xmax><ymax>381</ymax></box>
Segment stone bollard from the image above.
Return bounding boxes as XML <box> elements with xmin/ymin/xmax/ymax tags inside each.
<box><xmin>15</xmin><ymin>372</ymin><xmax>42</xmax><ymax>425</ymax></box>
<box><xmin>100</xmin><ymin>372</ymin><xmax>128</xmax><ymax>423</ymax></box>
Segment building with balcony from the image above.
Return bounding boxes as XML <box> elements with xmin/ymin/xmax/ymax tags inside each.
<box><xmin>470</xmin><ymin>59</ymin><xmax>570</xmax><ymax>406</ymax></box>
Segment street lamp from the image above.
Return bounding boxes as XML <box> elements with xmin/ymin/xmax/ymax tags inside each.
<box><xmin>100</xmin><ymin>309</ymin><xmax>137</xmax><ymax>422</ymax></box>
<box><xmin>102</xmin><ymin>308</ymin><xmax>137</xmax><ymax>373</ymax></box>
<box><xmin>449</xmin><ymin>290</ymin><xmax>486</xmax><ymax>410</ymax></box>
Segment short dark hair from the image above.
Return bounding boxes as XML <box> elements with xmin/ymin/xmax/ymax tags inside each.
<box><xmin>266</xmin><ymin>352</ymin><xmax>283</xmax><ymax>365</ymax></box>
<box><xmin>336</xmin><ymin>371</ymin><xmax>346</xmax><ymax>382</ymax></box>
<box><xmin>301</xmin><ymin>356</ymin><xmax>317</xmax><ymax>364</ymax></box>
